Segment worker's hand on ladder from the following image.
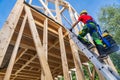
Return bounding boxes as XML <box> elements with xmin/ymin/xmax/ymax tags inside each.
<box><xmin>69</xmin><ymin>28</ymin><xmax>73</xmax><ymax>32</ymax></box>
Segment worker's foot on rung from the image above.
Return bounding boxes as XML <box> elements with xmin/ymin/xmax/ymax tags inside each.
<box><xmin>98</xmin><ymin>54</ymin><xmax>108</xmax><ymax>59</ymax></box>
<box><xmin>87</xmin><ymin>44</ymin><xmax>95</xmax><ymax>50</ymax></box>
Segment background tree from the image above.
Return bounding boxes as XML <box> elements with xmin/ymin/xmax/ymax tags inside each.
<box><xmin>98</xmin><ymin>5</ymin><xmax>120</xmax><ymax>74</ymax></box>
<box><xmin>98</xmin><ymin>5</ymin><xmax>120</xmax><ymax>44</ymax></box>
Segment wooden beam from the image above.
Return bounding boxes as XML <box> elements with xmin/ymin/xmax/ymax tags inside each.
<box><xmin>38</xmin><ymin>0</ymin><xmax>55</xmax><ymax>20</ymax></box>
<box><xmin>68</xmin><ymin>5</ymin><xmax>79</xmax><ymax>34</ymax></box>
<box><xmin>61</xmin><ymin>13</ymin><xmax>72</xmax><ymax>26</ymax></box>
<box><xmin>31</xmin><ymin>5</ymin><xmax>56</xmax><ymax>13</ymax></box>
<box><xmin>60</xmin><ymin>7</ymin><xmax>66</xmax><ymax>14</ymax></box>
<box><xmin>25</xmin><ymin>5</ymin><xmax>53</xmax><ymax>80</ymax></box>
<box><xmin>29</xmin><ymin>0</ymin><xmax>32</xmax><ymax>4</ymax></box>
<box><xmin>55</xmin><ymin>0</ymin><xmax>62</xmax><ymax>24</ymax></box>
<box><xmin>4</xmin><ymin>14</ymin><xmax>27</xmax><ymax>80</ymax></box>
<box><xmin>34</xmin><ymin>20</ymin><xmax>58</xmax><ymax>35</ymax></box>
<box><xmin>43</xmin><ymin>18</ymin><xmax>48</xmax><ymax>59</ymax></box>
<box><xmin>41</xmin><ymin>18</ymin><xmax>48</xmax><ymax>80</ymax></box>
<box><xmin>52</xmin><ymin>65</ymin><xmax>62</xmax><ymax>75</ymax></box>
<box><xmin>0</xmin><ymin>0</ymin><xmax>24</xmax><ymax>66</ymax></box>
<box><xmin>15</xmin><ymin>48</ymin><xmax>28</xmax><ymax>63</ymax></box>
<box><xmin>48</xmin><ymin>0</ymin><xmax>68</xmax><ymax>8</ymax></box>
<box><xmin>58</xmin><ymin>27</ymin><xmax>71</xmax><ymax>80</ymax></box>
<box><xmin>69</xmin><ymin>36</ymin><xmax>85</xmax><ymax>80</ymax></box>
<box><xmin>12</xmin><ymin>55</ymin><xmax>38</xmax><ymax>80</ymax></box>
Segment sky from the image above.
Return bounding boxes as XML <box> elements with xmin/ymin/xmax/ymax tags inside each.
<box><xmin>0</xmin><ymin>0</ymin><xmax>120</xmax><ymax>29</ymax></box>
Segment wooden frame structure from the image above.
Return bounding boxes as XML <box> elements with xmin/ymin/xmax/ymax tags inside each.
<box><xmin>0</xmin><ymin>0</ymin><xmax>117</xmax><ymax>80</ymax></box>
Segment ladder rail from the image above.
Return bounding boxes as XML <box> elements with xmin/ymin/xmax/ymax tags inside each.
<box><xmin>69</xmin><ymin>31</ymin><xmax>119</xmax><ymax>80</ymax></box>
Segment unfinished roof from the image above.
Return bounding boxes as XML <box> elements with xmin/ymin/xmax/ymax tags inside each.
<box><xmin>0</xmin><ymin>2</ymin><xmax>88</xmax><ymax>80</ymax></box>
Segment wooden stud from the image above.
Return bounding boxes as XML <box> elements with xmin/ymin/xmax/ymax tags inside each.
<box><xmin>15</xmin><ymin>48</ymin><xmax>28</xmax><ymax>63</ymax></box>
<box><xmin>69</xmin><ymin>38</ymin><xmax>85</xmax><ymax>80</ymax></box>
<box><xmin>58</xmin><ymin>27</ymin><xmax>71</xmax><ymax>80</ymax></box>
<box><xmin>12</xmin><ymin>55</ymin><xmax>38</xmax><ymax>80</ymax></box>
<box><xmin>44</xmin><ymin>0</ymin><xmax>48</xmax><ymax>15</ymax></box>
<box><xmin>0</xmin><ymin>0</ymin><xmax>24</xmax><ymax>66</ymax></box>
<box><xmin>68</xmin><ymin>5</ymin><xmax>79</xmax><ymax>34</ymax></box>
<box><xmin>43</xmin><ymin>18</ymin><xmax>48</xmax><ymax>59</ymax></box>
<box><xmin>41</xmin><ymin>18</ymin><xmax>48</xmax><ymax>80</ymax></box>
<box><xmin>55</xmin><ymin>0</ymin><xmax>62</xmax><ymax>24</ymax></box>
<box><xmin>25</xmin><ymin>6</ymin><xmax>53</xmax><ymax>80</ymax></box>
<box><xmin>38</xmin><ymin>0</ymin><xmax>55</xmax><ymax>20</ymax></box>
<box><xmin>29</xmin><ymin>0</ymin><xmax>32</xmax><ymax>4</ymax></box>
<box><xmin>61</xmin><ymin>13</ymin><xmax>72</xmax><ymax>26</ymax></box>
<box><xmin>4</xmin><ymin>14</ymin><xmax>27</xmax><ymax>80</ymax></box>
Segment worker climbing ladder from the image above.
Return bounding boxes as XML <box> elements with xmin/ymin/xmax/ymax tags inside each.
<box><xmin>0</xmin><ymin>0</ymin><xmax>120</xmax><ymax>79</ymax></box>
<box><xmin>68</xmin><ymin>30</ymin><xmax>120</xmax><ymax>80</ymax></box>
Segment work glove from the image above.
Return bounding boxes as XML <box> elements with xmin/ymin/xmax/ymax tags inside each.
<box><xmin>69</xmin><ymin>28</ymin><xmax>72</xmax><ymax>31</ymax></box>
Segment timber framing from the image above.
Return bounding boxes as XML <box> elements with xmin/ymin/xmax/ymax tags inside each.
<box><xmin>0</xmin><ymin>0</ymin><xmax>117</xmax><ymax>80</ymax></box>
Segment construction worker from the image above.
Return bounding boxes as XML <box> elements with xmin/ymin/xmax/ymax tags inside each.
<box><xmin>69</xmin><ymin>10</ymin><xmax>107</xmax><ymax>58</ymax></box>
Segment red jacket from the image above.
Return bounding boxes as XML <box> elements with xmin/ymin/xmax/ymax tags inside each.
<box><xmin>78</xmin><ymin>14</ymin><xmax>93</xmax><ymax>24</ymax></box>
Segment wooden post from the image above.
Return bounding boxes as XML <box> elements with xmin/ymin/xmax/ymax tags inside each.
<box><xmin>41</xmin><ymin>18</ymin><xmax>48</xmax><ymax>80</ymax></box>
<box><xmin>0</xmin><ymin>0</ymin><xmax>24</xmax><ymax>67</ymax></box>
<box><xmin>58</xmin><ymin>27</ymin><xmax>71</xmax><ymax>80</ymax></box>
<box><xmin>55</xmin><ymin>0</ymin><xmax>62</xmax><ymax>24</ymax></box>
<box><xmin>4</xmin><ymin>14</ymin><xmax>27</xmax><ymax>80</ymax></box>
<box><xmin>69</xmin><ymin>38</ymin><xmax>85</xmax><ymax>80</ymax></box>
<box><xmin>25</xmin><ymin>5</ymin><xmax>53</xmax><ymax>80</ymax></box>
<box><xmin>43</xmin><ymin>18</ymin><xmax>48</xmax><ymax>59</ymax></box>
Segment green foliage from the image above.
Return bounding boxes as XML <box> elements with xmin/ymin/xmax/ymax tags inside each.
<box><xmin>98</xmin><ymin>5</ymin><xmax>120</xmax><ymax>44</ymax></box>
<box><xmin>98</xmin><ymin>4</ymin><xmax>120</xmax><ymax>75</ymax></box>
<box><xmin>58</xmin><ymin>76</ymin><xmax>64</xmax><ymax>80</ymax></box>
<box><xmin>83</xmin><ymin>66</ymin><xmax>89</xmax><ymax>80</ymax></box>
<box><xmin>71</xmin><ymin>71</ymin><xmax>76</xmax><ymax>80</ymax></box>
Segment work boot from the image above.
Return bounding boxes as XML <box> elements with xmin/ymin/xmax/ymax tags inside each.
<box><xmin>77</xmin><ymin>36</ymin><xmax>94</xmax><ymax>49</ymax></box>
<box><xmin>85</xmin><ymin>42</ymin><xmax>95</xmax><ymax>49</ymax></box>
<box><xmin>78</xmin><ymin>36</ymin><xmax>95</xmax><ymax>49</ymax></box>
<box><xmin>96</xmin><ymin>45</ymin><xmax>108</xmax><ymax>59</ymax></box>
<box><xmin>98</xmin><ymin>54</ymin><xmax>108</xmax><ymax>59</ymax></box>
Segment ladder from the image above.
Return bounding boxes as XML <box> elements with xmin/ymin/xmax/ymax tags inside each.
<box><xmin>68</xmin><ymin>30</ymin><xmax>120</xmax><ymax>80</ymax></box>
